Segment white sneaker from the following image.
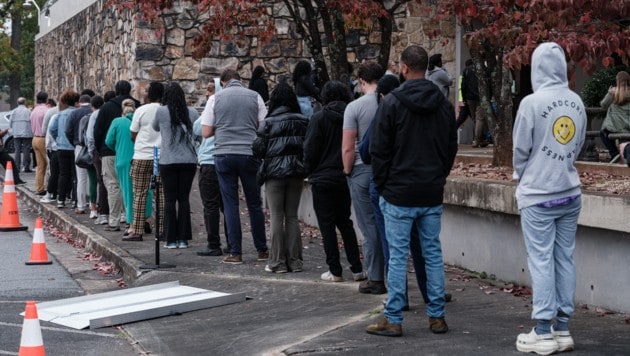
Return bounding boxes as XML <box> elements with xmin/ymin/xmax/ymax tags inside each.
<box><xmin>89</xmin><ymin>210</ymin><xmax>98</xmax><ymax>219</ymax></box>
<box><xmin>321</xmin><ymin>271</ymin><xmax>344</xmax><ymax>282</ymax></box>
<box><xmin>352</xmin><ymin>271</ymin><xmax>368</xmax><ymax>281</ymax></box>
<box><xmin>516</xmin><ymin>327</ymin><xmax>559</xmax><ymax>355</ymax></box>
<box><xmin>551</xmin><ymin>327</ymin><xmax>574</xmax><ymax>352</ymax></box>
<box><xmin>40</xmin><ymin>194</ymin><xmax>55</xmax><ymax>203</ymax></box>
<box><xmin>94</xmin><ymin>215</ymin><xmax>109</xmax><ymax>225</ymax></box>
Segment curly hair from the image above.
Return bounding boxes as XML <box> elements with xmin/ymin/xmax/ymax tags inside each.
<box><xmin>148</xmin><ymin>82</ymin><xmax>164</xmax><ymax>103</ymax></box>
<box><xmin>376</xmin><ymin>75</ymin><xmax>400</xmax><ymax>103</ymax></box>
<box><xmin>252</xmin><ymin>66</ymin><xmax>265</xmax><ymax>80</ymax></box>
<box><xmin>320</xmin><ymin>81</ymin><xmax>352</xmax><ymax>105</ymax></box>
<box><xmin>59</xmin><ymin>89</ymin><xmax>80</xmax><ymax>107</ymax></box>
<box><xmin>267</xmin><ymin>81</ymin><xmax>300</xmax><ymax>115</ymax></box>
<box><xmin>292</xmin><ymin>60</ymin><xmax>312</xmax><ymax>86</ymax></box>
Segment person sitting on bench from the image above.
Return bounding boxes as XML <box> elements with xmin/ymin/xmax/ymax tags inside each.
<box><xmin>599</xmin><ymin>71</ymin><xmax>630</xmax><ymax>160</ymax></box>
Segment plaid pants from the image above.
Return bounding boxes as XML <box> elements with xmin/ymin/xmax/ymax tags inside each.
<box><xmin>130</xmin><ymin>159</ymin><xmax>163</xmax><ymax>235</ymax></box>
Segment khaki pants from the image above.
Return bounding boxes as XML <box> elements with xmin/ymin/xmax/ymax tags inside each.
<box><xmin>32</xmin><ymin>137</ymin><xmax>47</xmax><ymax>192</ymax></box>
<box><xmin>102</xmin><ymin>156</ymin><xmax>122</xmax><ymax>227</ymax></box>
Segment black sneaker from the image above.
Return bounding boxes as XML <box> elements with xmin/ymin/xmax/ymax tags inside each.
<box><xmin>144</xmin><ymin>221</ymin><xmax>152</xmax><ymax>234</ymax></box>
<box><xmin>122</xmin><ymin>234</ymin><xmax>143</xmax><ymax>242</ymax></box>
<box><xmin>56</xmin><ymin>200</ymin><xmax>66</xmax><ymax>208</ymax></box>
<box><xmin>196</xmin><ymin>248</ymin><xmax>223</xmax><ymax>256</ymax></box>
<box><xmin>15</xmin><ymin>180</ymin><xmax>26</xmax><ymax>185</ymax></box>
<box><xmin>359</xmin><ymin>280</ymin><xmax>387</xmax><ymax>295</ymax></box>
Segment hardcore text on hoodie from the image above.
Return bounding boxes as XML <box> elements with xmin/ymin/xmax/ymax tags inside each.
<box><xmin>512</xmin><ymin>42</ymin><xmax>586</xmax><ymax>210</ymax></box>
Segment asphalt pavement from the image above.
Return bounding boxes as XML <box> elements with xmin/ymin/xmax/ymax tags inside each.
<box><xmin>3</xmin><ymin>157</ymin><xmax>630</xmax><ymax>355</ymax></box>
<box><xmin>0</xmin><ymin>189</ymin><xmax>136</xmax><ymax>355</ymax></box>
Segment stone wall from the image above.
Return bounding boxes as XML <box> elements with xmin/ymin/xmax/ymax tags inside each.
<box><xmin>35</xmin><ymin>1</ymin><xmax>456</xmax><ymax>106</ymax></box>
<box><xmin>35</xmin><ymin>1</ymin><xmax>136</xmax><ymax>100</ymax></box>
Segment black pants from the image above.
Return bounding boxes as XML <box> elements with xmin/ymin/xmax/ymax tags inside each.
<box><xmin>160</xmin><ymin>164</ymin><xmax>196</xmax><ymax>243</ymax></box>
<box><xmin>600</xmin><ymin>129</ymin><xmax>620</xmax><ymax>158</ymax></box>
<box><xmin>46</xmin><ymin>150</ymin><xmax>59</xmax><ymax>196</ymax></box>
<box><xmin>199</xmin><ymin>164</ymin><xmax>228</xmax><ymax>250</ymax></box>
<box><xmin>311</xmin><ymin>182</ymin><xmax>363</xmax><ymax>276</ymax></box>
<box><xmin>57</xmin><ymin>150</ymin><xmax>75</xmax><ymax>202</ymax></box>
<box><xmin>92</xmin><ymin>152</ymin><xmax>109</xmax><ymax>215</ymax></box>
<box><xmin>0</xmin><ymin>150</ymin><xmax>22</xmax><ymax>183</ymax></box>
<box><xmin>455</xmin><ymin>104</ymin><xmax>470</xmax><ymax>129</ymax></box>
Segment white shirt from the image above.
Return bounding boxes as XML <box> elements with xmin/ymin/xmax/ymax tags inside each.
<box><xmin>130</xmin><ymin>102</ymin><xmax>161</xmax><ymax>160</ymax></box>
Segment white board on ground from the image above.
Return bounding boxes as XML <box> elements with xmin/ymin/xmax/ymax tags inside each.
<box><xmin>23</xmin><ymin>281</ymin><xmax>246</xmax><ymax>329</ymax></box>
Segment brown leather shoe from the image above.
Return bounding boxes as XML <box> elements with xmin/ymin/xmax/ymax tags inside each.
<box><xmin>429</xmin><ymin>317</ymin><xmax>449</xmax><ymax>334</ymax></box>
<box><xmin>257</xmin><ymin>250</ymin><xmax>269</xmax><ymax>261</ymax></box>
<box><xmin>366</xmin><ymin>316</ymin><xmax>402</xmax><ymax>337</ymax></box>
<box><xmin>223</xmin><ymin>254</ymin><xmax>243</xmax><ymax>265</ymax></box>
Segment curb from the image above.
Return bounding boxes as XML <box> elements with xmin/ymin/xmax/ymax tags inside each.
<box><xmin>16</xmin><ymin>186</ymin><xmax>146</xmax><ymax>283</ymax></box>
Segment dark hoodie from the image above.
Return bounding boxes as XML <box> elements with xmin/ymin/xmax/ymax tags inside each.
<box><xmin>370</xmin><ymin>79</ymin><xmax>458</xmax><ymax>207</ymax></box>
<box><xmin>303</xmin><ymin>101</ymin><xmax>347</xmax><ymax>185</ymax></box>
<box><xmin>93</xmin><ymin>95</ymin><xmax>140</xmax><ymax>156</ymax></box>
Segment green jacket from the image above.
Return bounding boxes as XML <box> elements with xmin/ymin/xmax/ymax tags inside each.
<box><xmin>105</xmin><ymin>113</ymin><xmax>134</xmax><ymax>168</ymax></box>
<box><xmin>601</xmin><ymin>91</ymin><xmax>630</xmax><ymax>133</ymax></box>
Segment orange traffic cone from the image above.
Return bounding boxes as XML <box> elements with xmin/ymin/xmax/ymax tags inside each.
<box><xmin>18</xmin><ymin>301</ymin><xmax>46</xmax><ymax>356</ymax></box>
<box><xmin>0</xmin><ymin>161</ymin><xmax>27</xmax><ymax>231</ymax></box>
<box><xmin>26</xmin><ymin>218</ymin><xmax>52</xmax><ymax>265</ymax></box>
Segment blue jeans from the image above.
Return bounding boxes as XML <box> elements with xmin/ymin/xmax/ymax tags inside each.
<box><xmin>215</xmin><ymin>154</ymin><xmax>267</xmax><ymax>255</ymax></box>
<box><xmin>520</xmin><ymin>197</ymin><xmax>581</xmax><ymax>322</ymax></box>
<box><xmin>380</xmin><ymin>198</ymin><xmax>445</xmax><ymax>324</ymax></box>
<box><xmin>348</xmin><ymin>164</ymin><xmax>384</xmax><ymax>282</ymax></box>
<box><xmin>370</xmin><ymin>180</ymin><xmax>428</xmax><ymax>303</ymax></box>
<box><xmin>297</xmin><ymin>96</ymin><xmax>313</xmax><ymax>119</ymax></box>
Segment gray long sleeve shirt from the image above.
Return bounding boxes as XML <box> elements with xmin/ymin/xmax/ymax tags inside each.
<box><xmin>151</xmin><ymin>106</ymin><xmax>199</xmax><ymax>165</ymax></box>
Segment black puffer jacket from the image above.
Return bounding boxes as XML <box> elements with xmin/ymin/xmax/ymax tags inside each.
<box><xmin>303</xmin><ymin>101</ymin><xmax>347</xmax><ymax>185</ymax></box>
<box><xmin>252</xmin><ymin>106</ymin><xmax>309</xmax><ymax>185</ymax></box>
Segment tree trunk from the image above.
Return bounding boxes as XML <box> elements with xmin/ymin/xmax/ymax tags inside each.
<box><xmin>288</xmin><ymin>0</ymin><xmax>330</xmax><ymax>83</ymax></box>
<box><xmin>378</xmin><ymin>15</ymin><xmax>393</xmax><ymax>72</ymax></box>
<box><xmin>319</xmin><ymin>5</ymin><xmax>349</xmax><ymax>83</ymax></box>
<box><xmin>492</xmin><ymin>65</ymin><xmax>514</xmax><ymax>167</ymax></box>
<box><xmin>9</xmin><ymin>8</ymin><xmax>22</xmax><ymax>109</ymax></box>
<box><xmin>469</xmin><ymin>41</ymin><xmax>514</xmax><ymax>167</ymax></box>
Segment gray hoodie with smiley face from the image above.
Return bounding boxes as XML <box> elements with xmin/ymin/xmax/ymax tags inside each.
<box><xmin>512</xmin><ymin>42</ymin><xmax>587</xmax><ymax>210</ymax></box>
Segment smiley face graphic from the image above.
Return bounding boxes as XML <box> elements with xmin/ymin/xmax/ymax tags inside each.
<box><xmin>553</xmin><ymin>116</ymin><xmax>575</xmax><ymax>145</ymax></box>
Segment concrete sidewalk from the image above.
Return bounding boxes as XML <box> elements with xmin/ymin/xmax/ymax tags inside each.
<box><xmin>9</xmin><ymin>165</ymin><xmax>630</xmax><ymax>355</ymax></box>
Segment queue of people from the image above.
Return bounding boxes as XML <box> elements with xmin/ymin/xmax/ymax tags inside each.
<box><xmin>3</xmin><ymin>42</ymin><xmax>599</xmax><ymax>355</ymax></box>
